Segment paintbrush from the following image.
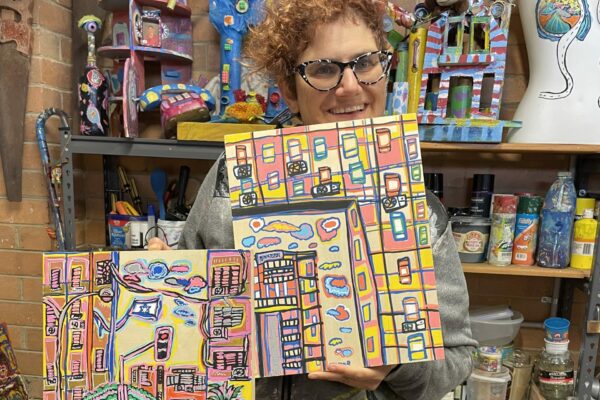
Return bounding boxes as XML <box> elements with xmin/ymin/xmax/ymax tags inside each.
<box><xmin>129</xmin><ymin>177</ymin><xmax>143</xmax><ymax>214</ymax></box>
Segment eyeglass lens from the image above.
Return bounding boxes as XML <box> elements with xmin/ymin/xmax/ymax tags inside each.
<box><xmin>304</xmin><ymin>52</ymin><xmax>389</xmax><ymax>90</ymax></box>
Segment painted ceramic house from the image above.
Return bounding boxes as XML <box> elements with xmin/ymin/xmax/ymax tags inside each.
<box><xmin>97</xmin><ymin>0</ymin><xmax>194</xmax><ymax>137</ymax></box>
<box><xmin>416</xmin><ymin>1</ymin><xmax>521</xmax><ymax>142</ymax></box>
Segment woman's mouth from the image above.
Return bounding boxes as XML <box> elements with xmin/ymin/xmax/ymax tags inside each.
<box><xmin>329</xmin><ymin>104</ymin><xmax>366</xmax><ymax>115</ymax></box>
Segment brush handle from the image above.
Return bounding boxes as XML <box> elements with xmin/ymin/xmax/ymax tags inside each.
<box><xmin>176</xmin><ymin>166</ymin><xmax>190</xmax><ymax>209</ymax></box>
<box><xmin>150</xmin><ymin>169</ymin><xmax>168</xmax><ymax>220</ymax></box>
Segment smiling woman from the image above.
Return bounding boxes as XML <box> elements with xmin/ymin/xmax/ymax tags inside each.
<box><xmin>244</xmin><ymin>0</ymin><xmax>391</xmax><ymax>125</ymax></box>
<box><xmin>149</xmin><ymin>1</ymin><xmax>477</xmax><ymax>399</ymax></box>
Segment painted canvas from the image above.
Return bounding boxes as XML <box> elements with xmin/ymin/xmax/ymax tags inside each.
<box><xmin>0</xmin><ymin>323</ymin><xmax>28</xmax><ymax>399</ymax></box>
<box><xmin>42</xmin><ymin>250</ymin><xmax>254</xmax><ymax>400</ymax></box>
<box><xmin>225</xmin><ymin>114</ymin><xmax>444</xmax><ymax>377</ymax></box>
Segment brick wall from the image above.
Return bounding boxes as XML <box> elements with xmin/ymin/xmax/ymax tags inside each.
<box><xmin>0</xmin><ymin>1</ymin><xmax>582</xmax><ymax>398</ymax></box>
<box><xmin>0</xmin><ymin>0</ymin><xmax>73</xmax><ymax>398</ymax></box>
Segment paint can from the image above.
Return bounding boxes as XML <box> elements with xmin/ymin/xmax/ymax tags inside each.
<box><xmin>425</xmin><ymin>172</ymin><xmax>444</xmax><ymax>203</ymax></box>
<box><xmin>487</xmin><ymin>195</ymin><xmax>517</xmax><ymax>266</ymax></box>
<box><xmin>512</xmin><ymin>195</ymin><xmax>543</xmax><ymax>266</ymax></box>
<box><xmin>475</xmin><ymin>345</ymin><xmax>504</xmax><ymax>373</ymax></box>
<box><xmin>129</xmin><ymin>218</ymin><xmax>149</xmax><ymax>249</ymax></box>
<box><xmin>451</xmin><ymin>216</ymin><xmax>491</xmax><ymax>263</ymax></box>
<box><xmin>108</xmin><ymin>214</ymin><xmax>131</xmax><ymax>249</ymax></box>
<box><xmin>470</xmin><ymin>174</ymin><xmax>495</xmax><ymax>218</ymax></box>
<box><xmin>544</xmin><ymin>317</ymin><xmax>570</xmax><ymax>342</ymax></box>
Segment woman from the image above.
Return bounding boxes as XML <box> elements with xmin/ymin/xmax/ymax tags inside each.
<box><xmin>150</xmin><ymin>1</ymin><xmax>477</xmax><ymax>398</ymax></box>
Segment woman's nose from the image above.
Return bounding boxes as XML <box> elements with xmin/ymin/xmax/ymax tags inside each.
<box><xmin>335</xmin><ymin>66</ymin><xmax>361</xmax><ymax>95</ymax></box>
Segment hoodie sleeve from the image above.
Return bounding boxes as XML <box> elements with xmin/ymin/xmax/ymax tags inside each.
<box><xmin>374</xmin><ymin>193</ymin><xmax>478</xmax><ymax>400</ymax></box>
<box><xmin>178</xmin><ymin>153</ymin><xmax>235</xmax><ymax>250</ymax></box>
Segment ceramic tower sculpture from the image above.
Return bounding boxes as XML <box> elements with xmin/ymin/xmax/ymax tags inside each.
<box><xmin>209</xmin><ymin>0</ymin><xmax>264</xmax><ymax>115</ymax></box>
<box><xmin>78</xmin><ymin>15</ymin><xmax>110</xmax><ymax>136</ymax></box>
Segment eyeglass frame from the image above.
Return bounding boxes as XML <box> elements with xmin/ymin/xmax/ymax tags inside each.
<box><xmin>293</xmin><ymin>50</ymin><xmax>393</xmax><ymax>92</ymax></box>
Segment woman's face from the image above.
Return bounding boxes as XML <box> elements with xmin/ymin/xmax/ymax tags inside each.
<box><xmin>280</xmin><ymin>16</ymin><xmax>388</xmax><ymax>125</ymax></box>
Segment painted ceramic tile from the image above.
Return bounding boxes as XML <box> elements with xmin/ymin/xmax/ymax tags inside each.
<box><xmin>226</xmin><ymin>114</ymin><xmax>444</xmax><ymax>377</ymax></box>
<box><xmin>0</xmin><ymin>323</ymin><xmax>28</xmax><ymax>399</ymax></box>
<box><xmin>42</xmin><ymin>250</ymin><xmax>253</xmax><ymax>400</ymax></box>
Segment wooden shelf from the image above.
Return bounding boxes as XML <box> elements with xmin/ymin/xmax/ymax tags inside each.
<box><xmin>98</xmin><ymin>0</ymin><xmax>192</xmax><ymax>16</ymax></box>
<box><xmin>98</xmin><ymin>46</ymin><xmax>193</xmax><ymax>63</ymax></box>
<box><xmin>462</xmin><ymin>262</ymin><xmax>591</xmax><ymax>279</ymax></box>
<box><xmin>421</xmin><ymin>142</ymin><xmax>600</xmax><ymax>154</ymax></box>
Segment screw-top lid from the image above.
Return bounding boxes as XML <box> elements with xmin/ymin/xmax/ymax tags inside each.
<box><xmin>473</xmin><ymin>174</ymin><xmax>495</xmax><ymax>192</ymax></box>
<box><xmin>558</xmin><ymin>171</ymin><xmax>573</xmax><ymax>178</ymax></box>
<box><xmin>583</xmin><ymin>209</ymin><xmax>595</xmax><ymax>219</ymax></box>
<box><xmin>576</xmin><ymin>198</ymin><xmax>596</xmax><ymax>216</ymax></box>
<box><xmin>492</xmin><ymin>194</ymin><xmax>517</xmax><ymax>214</ymax></box>
<box><xmin>544</xmin><ymin>339</ymin><xmax>569</xmax><ymax>354</ymax></box>
<box><xmin>517</xmin><ymin>195</ymin><xmax>543</xmax><ymax>214</ymax></box>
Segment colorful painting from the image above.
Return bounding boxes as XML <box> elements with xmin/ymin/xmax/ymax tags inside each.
<box><xmin>225</xmin><ymin>114</ymin><xmax>444</xmax><ymax>378</ymax></box>
<box><xmin>42</xmin><ymin>250</ymin><xmax>254</xmax><ymax>400</ymax></box>
<box><xmin>0</xmin><ymin>323</ymin><xmax>28</xmax><ymax>399</ymax></box>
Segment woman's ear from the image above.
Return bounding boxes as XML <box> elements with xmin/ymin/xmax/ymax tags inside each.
<box><xmin>277</xmin><ymin>79</ymin><xmax>300</xmax><ymax>115</ymax></box>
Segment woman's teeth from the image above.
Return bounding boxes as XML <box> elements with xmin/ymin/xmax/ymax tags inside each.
<box><xmin>330</xmin><ymin>104</ymin><xmax>365</xmax><ymax>114</ymax></box>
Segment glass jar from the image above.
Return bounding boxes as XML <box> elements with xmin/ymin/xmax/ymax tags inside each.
<box><xmin>535</xmin><ymin>340</ymin><xmax>574</xmax><ymax>399</ymax></box>
<box><xmin>504</xmin><ymin>349</ymin><xmax>533</xmax><ymax>400</ymax></box>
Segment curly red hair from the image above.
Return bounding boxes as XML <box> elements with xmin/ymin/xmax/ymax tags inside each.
<box><xmin>243</xmin><ymin>0</ymin><xmax>388</xmax><ymax>95</ymax></box>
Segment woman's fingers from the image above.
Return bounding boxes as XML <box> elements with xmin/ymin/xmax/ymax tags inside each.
<box><xmin>147</xmin><ymin>237</ymin><xmax>171</xmax><ymax>250</ymax></box>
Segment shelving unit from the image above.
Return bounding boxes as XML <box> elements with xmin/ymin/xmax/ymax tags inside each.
<box><xmin>420</xmin><ymin>139</ymin><xmax>600</xmax><ymax>398</ymax></box>
<box><xmin>59</xmin><ymin>134</ymin><xmax>224</xmax><ymax>250</ymax></box>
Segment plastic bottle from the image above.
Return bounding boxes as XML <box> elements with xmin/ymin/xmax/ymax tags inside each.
<box><xmin>571</xmin><ymin>209</ymin><xmax>597</xmax><ymax>270</ymax></box>
<box><xmin>537</xmin><ymin>172</ymin><xmax>577</xmax><ymax>268</ymax></box>
<box><xmin>535</xmin><ymin>340</ymin><xmax>574</xmax><ymax>400</ymax></box>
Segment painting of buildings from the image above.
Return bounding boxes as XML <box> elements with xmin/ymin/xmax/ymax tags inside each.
<box><xmin>225</xmin><ymin>114</ymin><xmax>444</xmax><ymax>377</ymax></box>
<box><xmin>42</xmin><ymin>250</ymin><xmax>253</xmax><ymax>400</ymax></box>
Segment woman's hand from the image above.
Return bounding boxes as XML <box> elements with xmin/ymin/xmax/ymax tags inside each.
<box><xmin>147</xmin><ymin>237</ymin><xmax>171</xmax><ymax>250</ymax></box>
<box><xmin>308</xmin><ymin>363</ymin><xmax>395</xmax><ymax>391</ymax></box>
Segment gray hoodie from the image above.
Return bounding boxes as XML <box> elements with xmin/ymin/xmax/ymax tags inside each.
<box><xmin>179</xmin><ymin>154</ymin><xmax>477</xmax><ymax>400</ymax></box>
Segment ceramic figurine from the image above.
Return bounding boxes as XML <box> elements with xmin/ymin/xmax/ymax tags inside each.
<box><xmin>97</xmin><ymin>1</ymin><xmax>194</xmax><ymax>137</ymax></box>
<box><xmin>209</xmin><ymin>0</ymin><xmax>265</xmax><ymax>114</ymax></box>
<box><xmin>78</xmin><ymin>15</ymin><xmax>109</xmax><ymax>136</ymax></box>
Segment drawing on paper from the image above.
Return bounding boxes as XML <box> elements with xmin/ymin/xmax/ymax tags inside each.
<box><xmin>536</xmin><ymin>0</ymin><xmax>592</xmax><ymax>99</ymax></box>
<box><xmin>42</xmin><ymin>250</ymin><xmax>253</xmax><ymax>400</ymax></box>
<box><xmin>226</xmin><ymin>114</ymin><xmax>444</xmax><ymax>377</ymax></box>
<box><xmin>0</xmin><ymin>323</ymin><xmax>28</xmax><ymax>399</ymax></box>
